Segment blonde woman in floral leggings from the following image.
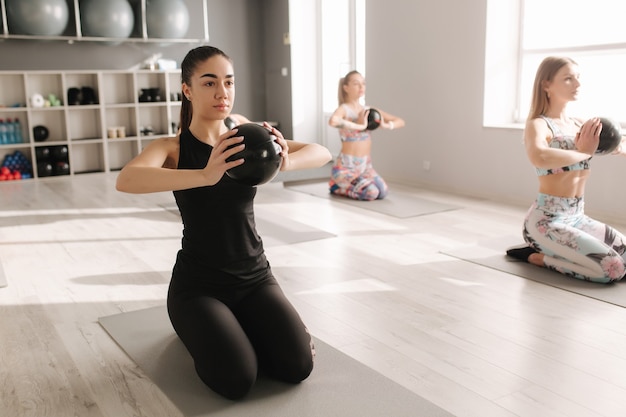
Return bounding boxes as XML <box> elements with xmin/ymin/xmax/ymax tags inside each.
<box><xmin>328</xmin><ymin>70</ymin><xmax>404</xmax><ymax>200</ymax></box>
<box><xmin>506</xmin><ymin>56</ymin><xmax>626</xmax><ymax>283</ymax></box>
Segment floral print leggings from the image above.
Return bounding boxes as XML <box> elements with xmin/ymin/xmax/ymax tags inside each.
<box><xmin>523</xmin><ymin>193</ymin><xmax>626</xmax><ymax>283</ymax></box>
<box><xmin>328</xmin><ymin>153</ymin><xmax>388</xmax><ymax>201</ymax></box>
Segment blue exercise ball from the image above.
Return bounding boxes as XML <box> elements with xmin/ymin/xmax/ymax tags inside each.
<box><xmin>146</xmin><ymin>0</ymin><xmax>189</xmax><ymax>39</ymax></box>
<box><xmin>81</xmin><ymin>0</ymin><xmax>134</xmax><ymax>38</ymax></box>
<box><xmin>6</xmin><ymin>0</ymin><xmax>69</xmax><ymax>36</ymax></box>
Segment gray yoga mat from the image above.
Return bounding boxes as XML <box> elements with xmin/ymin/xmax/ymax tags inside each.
<box><xmin>99</xmin><ymin>306</ymin><xmax>453</xmax><ymax>417</ymax></box>
<box><xmin>442</xmin><ymin>235</ymin><xmax>626</xmax><ymax>308</ymax></box>
<box><xmin>161</xmin><ymin>204</ymin><xmax>335</xmax><ymax>246</ymax></box>
<box><xmin>285</xmin><ymin>181</ymin><xmax>461</xmax><ymax>218</ymax></box>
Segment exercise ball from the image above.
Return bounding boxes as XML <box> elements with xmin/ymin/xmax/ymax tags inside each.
<box><xmin>35</xmin><ymin>146</ymin><xmax>51</xmax><ymax>161</ymax></box>
<box><xmin>51</xmin><ymin>145</ymin><xmax>69</xmax><ymax>161</ymax></box>
<box><xmin>6</xmin><ymin>0</ymin><xmax>69</xmax><ymax>36</ymax></box>
<box><xmin>225</xmin><ymin>123</ymin><xmax>283</xmax><ymax>186</ymax></box>
<box><xmin>53</xmin><ymin>161</ymin><xmax>70</xmax><ymax>176</ymax></box>
<box><xmin>146</xmin><ymin>0</ymin><xmax>189</xmax><ymax>39</ymax></box>
<box><xmin>596</xmin><ymin>117</ymin><xmax>622</xmax><ymax>155</ymax></box>
<box><xmin>366</xmin><ymin>108</ymin><xmax>382</xmax><ymax>131</ymax></box>
<box><xmin>37</xmin><ymin>162</ymin><xmax>53</xmax><ymax>177</ymax></box>
<box><xmin>33</xmin><ymin>125</ymin><xmax>50</xmax><ymax>142</ymax></box>
<box><xmin>224</xmin><ymin>116</ymin><xmax>237</xmax><ymax>130</ymax></box>
<box><xmin>81</xmin><ymin>0</ymin><xmax>134</xmax><ymax>38</ymax></box>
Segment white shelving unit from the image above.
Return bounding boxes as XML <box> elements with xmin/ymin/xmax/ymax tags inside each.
<box><xmin>0</xmin><ymin>69</ymin><xmax>182</xmax><ymax>179</ymax></box>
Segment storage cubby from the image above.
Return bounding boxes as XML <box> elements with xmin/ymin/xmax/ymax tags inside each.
<box><xmin>34</xmin><ymin>144</ymin><xmax>70</xmax><ymax>177</ymax></box>
<box><xmin>168</xmin><ymin>72</ymin><xmax>183</xmax><ymax>101</ymax></box>
<box><xmin>25</xmin><ymin>73</ymin><xmax>64</xmax><ymax>107</ymax></box>
<box><xmin>70</xmin><ymin>142</ymin><xmax>104</xmax><ymax>174</ymax></box>
<box><xmin>136</xmin><ymin>71</ymin><xmax>167</xmax><ymax>103</ymax></box>
<box><xmin>169</xmin><ymin>105</ymin><xmax>181</xmax><ymax>133</ymax></box>
<box><xmin>29</xmin><ymin>109</ymin><xmax>67</xmax><ymax>143</ymax></box>
<box><xmin>0</xmin><ymin>69</ymin><xmax>182</xmax><ymax>181</ymax></box>
<box><xmin>107</xmin><ymin>141</ymin><xmax>139</xmax><ymax>171</ymax></box>
<box><xmin>67</xmin><ymin>107</ymin><xmax>102</xmax><ymax>140</ymax></box>
<box><xmin>137</xmin><ymin>106</ymin><xmax>170</xmax><ymax>137</ymax></box>
<box><xmin>0</xmin><ymin>109</ymin><xmax>28</xmax><ymax>143</ymax></box>
<box><xmin>64</xmin><ymin>73</ymin><xmax>99</xmax><ymax>105</ymax></box>
<box><xmin>104</xmin><ymin>106</ymin><xmax>137</xmax><ymax>138</ymax></box>
<box><xmin>102</xmin><ymin>73</ymin><xmax>135</xmax><ymax>105</ymax></box>
<box><xmin>0</xmin><ymin>73</ymin><xmax>27</xmax><ymax>107</ymax></box>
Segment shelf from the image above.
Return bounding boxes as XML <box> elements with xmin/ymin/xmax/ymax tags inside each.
<box><xmin>0</xmin><ymin>0</ymin><xmax>209</xmax><ymax>45</ymax></box>
<box><xmin>0</xmin><ymin>69</ymin><xmax>182</xmax><ymax>180</ymax></box>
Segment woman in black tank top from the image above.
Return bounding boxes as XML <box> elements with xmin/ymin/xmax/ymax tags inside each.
<box><xmin>116</xmin><ymin>45</ymin><xmax>332</xmax><ymax>400</ymax></box>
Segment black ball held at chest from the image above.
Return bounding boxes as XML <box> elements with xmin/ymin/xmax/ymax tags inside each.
<box><xmin>224</xmin><ymin>116</ymin><xmax>237</xmax><ymax>130</ymax></box>
<box><xmin>366</xmin><ymin>108</ymin><xmax>382</xmax><ymax>130</ymax></box>
<box><xmin>225</xmin><ymin>123</ymin><xmax>283</xmax><ymax>186</ymax></box>
<box><xmin>596</xmin><ymin>117</ymin><xmax>622</xmax><ymax>155</ymax></box>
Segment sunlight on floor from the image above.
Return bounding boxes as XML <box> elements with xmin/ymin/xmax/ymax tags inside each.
<box><xmin>296</xmin><ymin>278</ymin><xmax>396</xmax><ymax>294</ymax></box>
<box><xmin>438</xmin><ymin>277</ymin><xmax>485</xmax><ymax>287</ymax></box>
<box><xmin>0</xmin><ymin>207</ymin><xmax>171</xmax><ymax>217</ymax></box>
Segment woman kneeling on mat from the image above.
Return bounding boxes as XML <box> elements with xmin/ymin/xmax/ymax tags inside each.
<box><xmin>506</xmin><ymin>56</ymin><xmax>626</xmax><ymax>283</ymax></box>
<box><xmin>328</xmin><ymin>70</ymin><xmax>405</xmax><ymax>200</ymax></box>
<box><xmin>116</xmin><ymin>45</ymin><xmax>331</xmax><ymax>400</ymax></box>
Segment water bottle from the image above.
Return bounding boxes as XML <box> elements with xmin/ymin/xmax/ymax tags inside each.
<box><xmin>13</xmin><ymin>118</ymin><xmax>23</xmax><ymax>143</ymax></box>
<box><xmin>5</xmin><ymin>118</ymin><xmax>15</xmax><ymax>144</ymax></box>
<box><xmin>0</xmin><ymin>119</ymin><xmax>7</xmax><ymax>144</ymax></box>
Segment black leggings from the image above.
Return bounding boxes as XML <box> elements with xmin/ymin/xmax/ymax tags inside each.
<box><xmin>167</xmin><ymin>279</ymin><xmax>314</xmax><ymax>400</ymax></box>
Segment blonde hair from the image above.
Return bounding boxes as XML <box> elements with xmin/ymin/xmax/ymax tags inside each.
<box><xmin>528</xmin><ymin>56</ymin><xmax>577</xmax><ymax>119</ymax></box>
<box><xmin>337</xmin><ymin>70</ymin><xmax>361</xmax><ymax>105</ymax></box>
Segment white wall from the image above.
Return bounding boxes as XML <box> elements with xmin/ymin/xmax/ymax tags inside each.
<box><xmin>290</xmin><ymin>0</ymin><xmax>322</xmax><ymax>144</ymax></box>
<box><xmin>359</xmin><ymin>0</ymin><xmax>626</xmax><ymax>224</ymax></box>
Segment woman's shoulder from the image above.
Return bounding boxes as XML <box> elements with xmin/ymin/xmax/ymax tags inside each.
<box><xmin>524</xmin><ymin>116</ymin><xmax>552</xmax><ymax>139</ymax></box>
<box><xmin>152</xmin><ymin>134</ymin><xmax>180</xmax><ymax>147</ymax></box>
<box><xmin>330</xmin><ymin>103</ymin><xmax>348</xmax><ymax>117</ymax></box>
<box><xmin>144</xmin><ymin>134</ymin><xmax>180</xmax><ymax>156</ymax></box>
<box><xmin>526</xmin><ymin>116</ymin><xmax>548</xmax><ymax>128</ymax></box>
<box><xmin>155</xmin><ymin>135</ymin><xmax>180</xmax><ymax>168</ymax></box>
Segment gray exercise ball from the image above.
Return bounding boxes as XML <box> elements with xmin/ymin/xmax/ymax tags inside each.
<box><xmin>81</xmin><ymin>0</ymin><xmax>134</xmax><ymax>38</ymax></box>
<box><xmin>146</xmin><ymin>0</ymin><xmax>189</xmax><ymax>39</ymax></box>
<box><xmin>6</xmin><ymin>0</ymin><xmax>69</xmax><ymax>36</ymax></box>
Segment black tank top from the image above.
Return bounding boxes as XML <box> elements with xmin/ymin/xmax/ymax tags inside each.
<box><xmin>172</xmin><ymin>129</ymin><xmax>268</xmax><ymax>283</ymax></box>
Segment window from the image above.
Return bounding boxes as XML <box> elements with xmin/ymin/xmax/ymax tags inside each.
<box><xmin>485</xmin><ymin>0</ymin><xmax>626</xmax><ymax>126</ymax></box>
<box><xmin>321</xmin><ymin>0</ymin><xmax>365</xmax><ymax>113</ymax></box>
<box><xmin>520</xmin><ymin>0</ymin><xmax>626</xmax><ymax>121</ymax></box>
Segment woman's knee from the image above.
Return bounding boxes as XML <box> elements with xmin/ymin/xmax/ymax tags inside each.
<box><xmin>600</xmin><ymin>253</ymin><xmax>626</xmax><ymax>282</ymax></box>
<box><xmin>358</xmin><ymin>185</ymin><xmax>379</xmax><ymax>200</ymax></box>
<box><xmin>274</xmin><ymin>351</ymin><xmax>314</xmax><ymax>384</ymax></box>
<box><xmin>195</xmin><ymin>360</ymin><xmax>257</xmax><ymax>400</ymax></box>
<box><xmin>373</xmin><ymin>177</ymin><xmax>388</xmax><ymax>199</ymax></box>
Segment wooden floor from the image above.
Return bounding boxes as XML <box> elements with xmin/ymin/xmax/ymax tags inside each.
<box><xmin>1</xmin><ymin>172</ymin><xmax>626</xmax><ymax>417</ymax></box>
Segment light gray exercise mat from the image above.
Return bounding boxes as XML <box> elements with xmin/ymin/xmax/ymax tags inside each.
<box><xmin>99</xmin><ymin>306</ymin><xmax>453</xmax><ymax>417</ymax></box>
<box><xmin>161</xmin><ymin>204</ymin><xmax>335</xmax><ymax>246</ymax></box>
<box><xmin>285</xmin><ymin>181</ymin><xmax>461</xmax><ymax>218</ymax></box>
<box><xmin>442</xmin><ymin>235</ymin><xmax>626</xmax><ymax>308</ymax></box>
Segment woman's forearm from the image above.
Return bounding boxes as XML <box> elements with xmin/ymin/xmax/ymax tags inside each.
<box><xmin>116</xmin><ymin>166</ymin><xmax>208</xmax><ymax>194</ymax></box>
<box><xmin>283</xmin><ymin>143</ymin><xmax>332</xmax><ymax>171</ymax></box>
